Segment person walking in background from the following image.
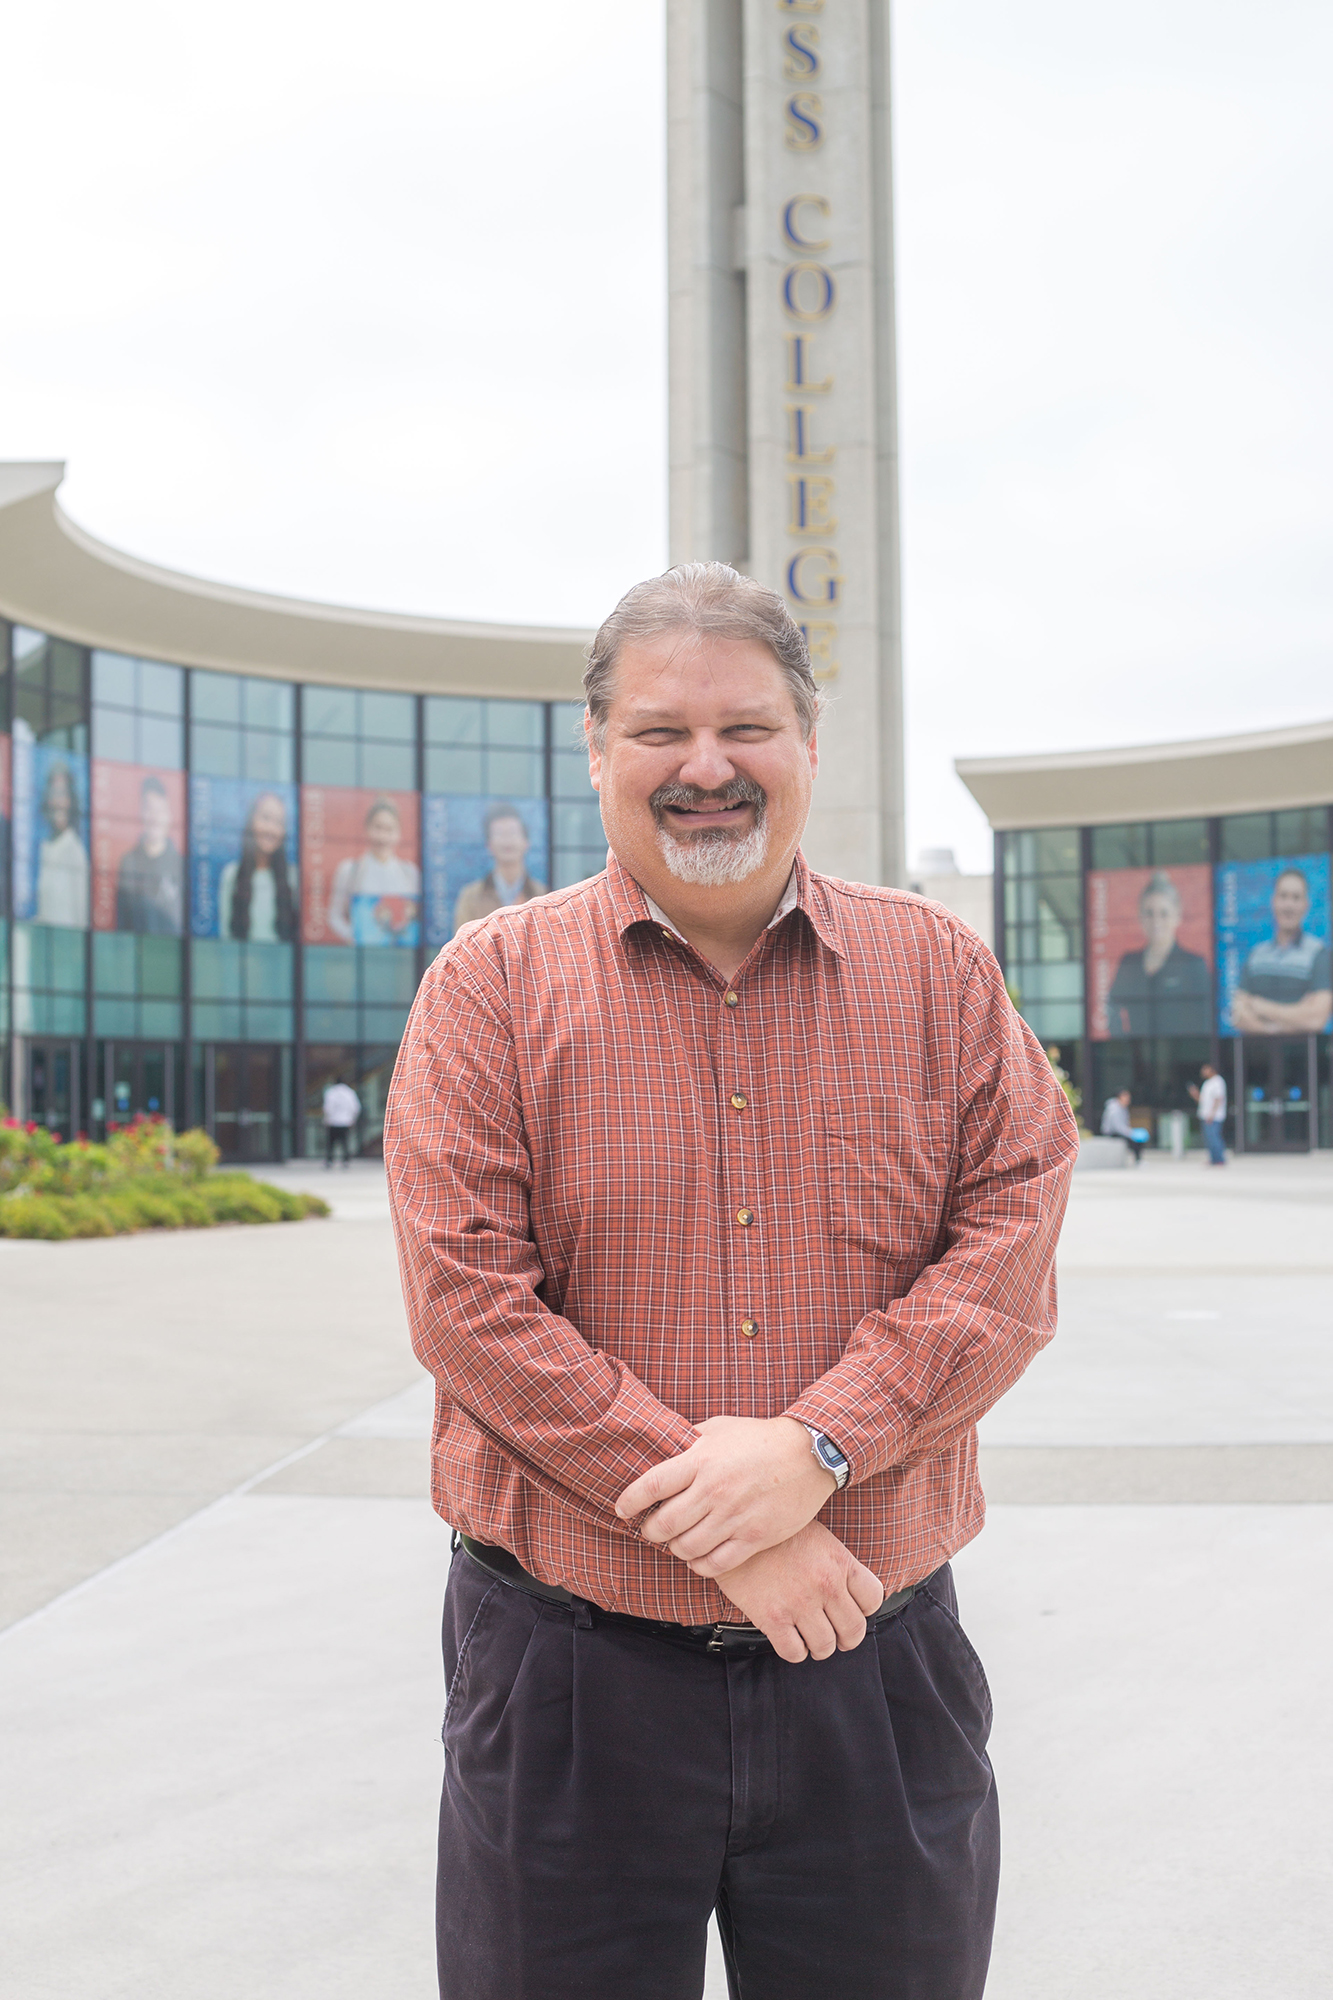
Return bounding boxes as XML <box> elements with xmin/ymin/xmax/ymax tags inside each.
<box><xmin>1189</xmin><ymin>1062</ymin><xmax>1228</xmax><ymax>1167</ymax></box>
<box><xmin>1102</xmin><ymin>1087</ymin><xmax>1146</xmax><ymax>1162</ymax></box>
<box><xmin>386</xmin><ymin>562</ymin><xmax>1078</xmax><ymax>2000</ymax></box>
<box><xmin>322</xmin><ymin>1076</ymin><xmax>360</xmax><ymax>1168</ymax></box>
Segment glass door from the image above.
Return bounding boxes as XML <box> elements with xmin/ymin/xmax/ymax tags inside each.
<box><xmin>1242</xmin><ymin>1037</ymin><xmax>1313</xmax><ymax>1151</ymax></box>
<box><xmin>26</xmin><ymin>1040</ymin><xmax>81</xmax><ymax>1143</ymax></box>
<box><xmin>96</xmin><ymin>1043</ymin><xmax>182</xmax><ymax>1138</ymax></box>
<box><xmin>206</xmin><ymin>1045</ymin><xmax>285</xmax><ymax>1162</ymax></box>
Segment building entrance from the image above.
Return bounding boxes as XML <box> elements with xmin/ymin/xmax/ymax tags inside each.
<box><xmin>1240</xmin><ymin>1037</ymin><xmax>1316</xmax><ymax>1151</ymax></box>
<box><xmin>94</xmin><ymin>1042</ymin><xmax>183</xmax><ymax>1140</ymax></box>
<box><xmin>204</xmin><ymin>1045</ymin><xmax>289</xmax><ymax>1162</ymax></box>
<box><xmin>24</xmin><ymin>1040</ymin><xmax>83</xmax><ymax>1143</ymax></box>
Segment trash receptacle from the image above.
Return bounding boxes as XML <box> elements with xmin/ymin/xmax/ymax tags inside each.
<box><xmin>1159</xmin><ymin>1110</ymin><xmax>1187</xmax><ymax>1159</ymax></box>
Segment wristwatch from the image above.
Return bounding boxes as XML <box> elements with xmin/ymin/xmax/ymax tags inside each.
<box><xmin>803</xmin><ymin>1425</ymin><xmax>850</xmax><ymax>1490</ymax></box>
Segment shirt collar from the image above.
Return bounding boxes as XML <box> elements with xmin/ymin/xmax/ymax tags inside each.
<box><xmin>606</xmin><ymin>849</ymin><xmax>847</xmax><ymax>961</ymax></box>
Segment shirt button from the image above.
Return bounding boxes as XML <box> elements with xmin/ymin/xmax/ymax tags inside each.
<box><xmin>724</xmin><ymin>991</ymin><xmax>739</xmax><ymax>1007</ymax></box>
<box><xmin>740</xmin><ymin>1319</ymin><xmax>758</xmax><ymax>1338</ymax></box>
<box><xmin>659</xmin><ymin>927</ymin><xmax>674</xmax><ymax>938</ymax></box>
<box><xmin>730</xmin><ymin>1093</ymin><xmax>747</xmax><ymax>1110</ymax></box>
<box><xmin>736</xmin><ymin>1208</ymin><xmax>754</xmax><ymax>1226</ymax></box>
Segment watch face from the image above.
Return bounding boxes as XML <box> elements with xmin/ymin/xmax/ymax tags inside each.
<box><xmin>814</xmin><ymin>1435</ymin><xmax>847</xmax><ymax>1475</ymax></box>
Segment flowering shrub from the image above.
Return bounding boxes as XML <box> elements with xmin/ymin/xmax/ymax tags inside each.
<box><xmin>0</xmin><ymin>1114</ymin><xmax>324</xmax><ymax>1239</ymax></box>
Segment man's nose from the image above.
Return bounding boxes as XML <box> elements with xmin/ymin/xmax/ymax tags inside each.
<box><xmin>676</xmin><ymin>733</ymin><xmax>737</xmax><ymax>791</ymax></box>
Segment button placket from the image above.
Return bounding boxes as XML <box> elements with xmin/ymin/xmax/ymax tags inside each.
<box><xmin>719</xmin><ymin>978</ymin><xmax>763</xmax><ymax>1356</ymax></box>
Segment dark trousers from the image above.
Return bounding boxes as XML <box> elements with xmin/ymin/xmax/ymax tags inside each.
<box><xmin>437</xmin><ymin>1548</ymin><xmax>999</xmax><ymax>2000</ymax></box>
<box><xmin>324</xmin><ymin>1125</ymin><xmax>353</xmax><ymax>1166</ymax></box>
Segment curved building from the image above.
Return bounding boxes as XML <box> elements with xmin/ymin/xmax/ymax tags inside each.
<box><xmin>958</xmin><ymin>721</ymin><xmax>1333</xmax><ymax>1152</ymax></box>
<box><xmin>0</xmin><ymin>462</ymin><xmax>596</xmax><ymax>1157</ymax></box>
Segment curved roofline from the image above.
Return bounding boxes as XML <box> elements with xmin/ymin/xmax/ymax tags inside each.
<box><xmin>0</xmin><ymin>462</ymin><xmax>592</xmax><ymax>698</ymax></box>
<box><xmin>957</xmin><ymin>712</ymin><xmax>1333</xmax><ymax>830</ymax></box>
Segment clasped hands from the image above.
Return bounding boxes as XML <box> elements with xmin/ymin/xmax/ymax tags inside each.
<box><xmin>615</xmin><ymin>1415</ymin><xmax>883</xmax><ymax>1664</ymax></box>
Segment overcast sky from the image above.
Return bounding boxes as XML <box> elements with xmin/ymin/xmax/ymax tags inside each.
<box><xmin>5</xmin><ymin>1</ymin><xmax>1331</xmax><ymax>872</ymax></box>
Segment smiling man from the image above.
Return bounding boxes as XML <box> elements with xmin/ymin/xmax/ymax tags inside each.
<box><xmin>385</xmin><ymin>562</ymin><xmax>1079</xmax><ymax>2000</ymax></box>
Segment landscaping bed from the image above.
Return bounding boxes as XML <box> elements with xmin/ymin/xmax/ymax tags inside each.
<box><xmin>0</xmin><ymin>1117</ymin><xmax>330</xmax><ymax>1240</ymax></box>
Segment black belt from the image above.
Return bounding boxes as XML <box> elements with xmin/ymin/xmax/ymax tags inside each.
<box><xmin>457</xmin><ymin>1534</ymin><xmax>920</xmax><ymax>1653</ymax></box>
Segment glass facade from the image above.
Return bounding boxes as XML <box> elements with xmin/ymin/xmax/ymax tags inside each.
<box><xmin>997</xmin><ymin>805</ymin><xmax>1333</xmax><ymax>1153</ymax></box>
<box><xmin>2</xmin><ymin>619</ymin><xmax>602</xmax><ymax>1157</ymax></box>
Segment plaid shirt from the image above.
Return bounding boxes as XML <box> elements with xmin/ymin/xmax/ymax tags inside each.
<box><xmin>385</xmin><ymin>851</ymin><xmax>1078</xmax><ymax>1624</ymax></box>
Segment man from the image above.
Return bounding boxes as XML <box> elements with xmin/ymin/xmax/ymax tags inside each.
<box><xmin>115</xmin><ymin>775</ymin><xmax>183</xmax><ymax>935</ymax></box>
<box><xmin>386</xmin><ymin>563</ymin><xmax>1079</xmax><ymax>2000</ymax></box>
<box><xmin>1230</xmin><ymin>866</ymin><xmax>1332</xmax><ymax>1034</ymax></box>
<box><xmin>322</xmin><ymin>1075</ymin><xmax>360</xmax><ymax>1168</ymax></box>
<box><xmin>451</xmin><ymin>801</ymin><xmax>547</xmax><ymax>933</ymax></box>
<box><xmin>1101</xmin><ymin>1087</ymin><xmax>1146</xmax><ymax>1162</ymax></box>
<box><xmin>1188</xmin><ymin>1062</ymin><xmax>1228</xmax><ymax>1166</ymax></box>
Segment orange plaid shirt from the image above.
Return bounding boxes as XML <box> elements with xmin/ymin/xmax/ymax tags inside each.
<box><xmin>385</xmin><ymin>851</ymin><xmax>1078</xmax><ymax>1624</ymax></box>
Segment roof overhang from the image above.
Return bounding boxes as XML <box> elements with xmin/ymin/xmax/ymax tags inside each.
<box><xmin>957</xmin><ymin>718</ymin><xmax>1333</xmax><ymax>830</ymax></box>
<box><xmin>0</xmin><ymin>463</ymin><xmax>592</xmax><ymax>698</ymax></box>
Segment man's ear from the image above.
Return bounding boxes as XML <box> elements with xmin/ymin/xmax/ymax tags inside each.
<box><xmin>584</xmin><ymin>710</ymin><xmax>603</xmax><ymax>793</ymax></box>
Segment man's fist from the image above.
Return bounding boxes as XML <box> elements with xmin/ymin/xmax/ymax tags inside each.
<box><xmin>616</xmin><ymin>1414</ymin><xmax>838</xmax><ymax>1573</ymax></box>
<box><xmin>713</xmin><ymin>1523</ymin><xmax>885</xmax><ymax>1663</ymax></box>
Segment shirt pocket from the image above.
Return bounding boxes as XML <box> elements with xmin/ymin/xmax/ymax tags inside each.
<box><xmin>823</xmin><ymin>1095</ymin><xmax>954</xmax><ymax>1261</ymax></box>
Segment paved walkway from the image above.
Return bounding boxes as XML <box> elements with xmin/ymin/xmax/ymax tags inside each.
<box><xmin>2</xmin><ymin>1153</ymin><xmax>1330</xmax><ymax>1996</ymax></box>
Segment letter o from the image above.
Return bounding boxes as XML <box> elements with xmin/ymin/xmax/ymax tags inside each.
<box><xmin>782</xmin><ymin>262</ymin><xmax>836</xmax><ymax>320</ymax></box>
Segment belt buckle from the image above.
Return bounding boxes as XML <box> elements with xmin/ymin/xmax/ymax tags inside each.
<box><xmin>706</xmin><ymin>1621</ymin><xmax>762</xmax><ymax>1653</ymax></box>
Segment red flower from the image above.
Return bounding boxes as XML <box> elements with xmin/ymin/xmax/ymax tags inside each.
<box><xmin>25</xmin><ymin>1122</ymin><xmax>38</xmax><ymax>1134</ymax></box>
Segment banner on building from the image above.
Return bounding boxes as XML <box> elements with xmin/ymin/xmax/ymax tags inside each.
<box><xmin>1087</xmin><ymin>863</ymin><xmax>1212</xmax><ymax>1038</ymax></box>
<box><xmin>1216</xmin><ymin>854</ymin><xmax>1332</xmax><ymax>1036</ymax></box>
<box><xmin>423</xmin><ymin>795</ymin><xmax>549</xmax><ymax>947</ymax></box>
<box><xmin>92</xmin><ymin>762</ymin><xmax>186</xmax><ymax>935</ymax></box>
<box><xmin>11</xmin><ymin>722</ymin><xmax>91</xmax><ymax>930</ymax></box>
<box><xmin>189</xmin><ymin>777</ymin><xmax>299</xmax><ymax>942</ymax></box>
<box><xmin>300</xmin><ymin>786</ymin><xmax>420</xmax><ymax>948</ymax></box>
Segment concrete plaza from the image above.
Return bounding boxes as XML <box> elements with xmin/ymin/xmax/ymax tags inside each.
<box><xmin>2</xmin><ymin>1152</ymin><xmax>1331</xmax><ymax>1997</ymax></box>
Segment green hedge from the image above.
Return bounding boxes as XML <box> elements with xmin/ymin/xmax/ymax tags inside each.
<box><xmin>0</xmin><ymin>1173</ymin><xmax>330</xmax><ymax>1241</ymax></box>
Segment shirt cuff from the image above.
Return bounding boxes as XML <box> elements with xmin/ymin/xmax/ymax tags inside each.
<box><xmin>783</xmin><ymin>1364</ymin><xmax>912</xmax><ymax>1485</ymax></box>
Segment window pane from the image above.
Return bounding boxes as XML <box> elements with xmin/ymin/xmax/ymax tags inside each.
<box><xmin>552</xmin><ymin>751</ymin><xmax>594</xmax><ymax>800</ymax></box>
<box><xmin>47</xmin><ymin>926</ymin><xmax>87</xmax><ymax>990</ymax></box>
<box><xmin>1219</xmin><ymin>813</ymin><xmax>1271</xmax><ymax>862</ymax></box>
<box><xmin>1150</xmin><ymin>818</ymin><xmax>1208</xmax><ymax>864</ymax></box>
<box><xmin>92</xmin><ymin>650</ymin><xmax>136</xmax><ymax>707</ymax></box>
<box><xmin>1274</xmin><ymin>807</ymin><xmax>1329</xmax><ymax>854</ymax></box>
<box><xmin>93</xmin><ymin>706</ymin><xmax>137</xmax><ymax>762</ymax></box>
<box><xmin>424</xmin><ymin>696</ymin><xmax>483</xmax><ymax>745</ymax></box>
<box><xmin>243</xmin><ymin>943</ymin><xmax>293</xmax><ymax>1001</ymax></box>
<box><xmin>551</xmin><ymin>701</ymin><xmax>585</xmax><ymax>744</ymax></box>
<box><xmin>487</xmin><ymin>748</ymin><xmax>543</xmax><ymax>796</ymax></box>
<box><xmin>242</xmin><ymin>729</ymin><xmax>293</xmax><ymax>782</ymax></box>
<box><xmin>361</xmin><ymin>691</ymin><xmax>415</xmax><ymax>741</ymax></box>
<box><xmin>306</xmin><ymin>1005</ymin><xmax>358</xmax><ymax>1041</ymax></box>
<box><xmin>304</xmin><ymin>685</ymin><xmax>357</xmax><ymax>736</ymax></box>
<box><xmin>242</xmin><ymin>1004</ymin><xmax>293</xmax><ymax>1042</ymax></box>
<box><xmin>193</xmin><ymin>1001</ymin><xmax>242</xmax><ymax>1039</ymax></box>
<box><xmin>552</xmin><ymin>852</ymin><xmax>604</xmax><ymax>890</ymax></box>
<box><xmin>242</xmin><ymin>679</ymin><xmax>293</xmax><ymax>731</ymax></box>
<box><xmin>362</xmin><ymin>1005</ymin><xmax>409</xmax><ymax>1042</ymax></box>
<box><xmin>361</xmin><ymin>950</ymin><xmax>418</xmax><ymax>1002</ymax></box>
<box><xmin>191</xmin><ymin>722</ymin><xmax>242</xmax><ymax>778</ymax></box>
<box><xmin>1030</xmin><ymin>828</ymin><xmax>1079</xmax><ymax>874</ymax></box>
<box><xmin>425</xmin><ymin>746</ymin><xmax>484</xmax><ymax>794</ymax></box>
<box><xmin>484</xmin><ymin>700</ymin><xmax>544</xmax><ymax>748</ymax></box>
<box><xmin>139</xmin><ymin>1000</ymin><xmax>183</xmax><ymax>1038</ymax></box>
<box><xmin>305</xmin><ymin>946</ymin><xmax>358</xmax><ymax>1003</ymax></box>
<box><xmin>192</xmin><ymin>939</ymin><xmax>244</xmax><ymax>1000</ymax></box>
<box><xmin>360</xmin><ymin>741</ymin><xmax>415</xmax><ymax>790</ymax></box>
<box><xmin>1089</xmin><ymin>824</ymin><xmax>1147</xmax><ymax>870</ymax></box>
<box><xmin>93</xmin><ymin>931</ymin><xmax>137</xmax><ymax>993</ymax></box>
<box><xmin>192</xmin><ymin>671</ymin><xmax>242</xmax><ymax>724</ymax></box>
<box><xmin>13</xmin><ymin>625</ymin><xmax>46</xmax><ymax>665</ymax></box>
<box><xmin>553</xmin><ymin>799</ymin><xmax>604</xmax><ymax>846</ymax></box>
<box><xmin>140</xmin><ymin>936</ymin><xmax>183</xmax><ymax>997</ymax></box>
<box><xmin>139</xmin><ymin>714</ymin><xmax>184</xmax><ymax>770</ymax></box>
<box><xmin>139</xmin><ymin>660</ymin><xmax>184</xmax><ymax>716</ymax></box>
<box><xmin>303</xmin><ymin>736</ymin><xmax>358</xmax><ymax>786</ymax></box>
<box><xmin>94</xmin><ymin>998</ymin><xmax>139</xmax><ymax>1038</ymax></box>
<box><xmin>49</xmin><ymin>641</ymin><xmax>84</xmax><ymax>697</ymax></box>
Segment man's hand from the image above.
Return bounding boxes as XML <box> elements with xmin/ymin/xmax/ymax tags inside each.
<box><xmin>712</xmin><ymin>1522</ymin><xmax>885</xmax><ymax>1663</ymax></box>
<box><xmin>615</xmin><ymin>1415</ymin><xmax>838</xmax><ymax>1575</ymax></box>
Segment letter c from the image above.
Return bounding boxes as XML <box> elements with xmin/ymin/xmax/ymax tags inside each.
<box><xmin>782</xmin><ymin>196</ymin><xmax>830</xmax><ymax>251</ymax></box>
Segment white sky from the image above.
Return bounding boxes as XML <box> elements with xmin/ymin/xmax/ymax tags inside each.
<box><xmin>4</xmin><ymin>0</ymin><xmax>1331</xmax><ymax>873</ymax></box>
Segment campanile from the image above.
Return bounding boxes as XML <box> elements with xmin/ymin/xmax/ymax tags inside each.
<box><xmin>667</xmin><ymin>0</ymin><xmax>904</xmax><ymax>887</ymax></box>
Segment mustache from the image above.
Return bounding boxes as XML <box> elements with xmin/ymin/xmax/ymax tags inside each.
<box><xmin>649</xmin><ymin>776</ymin><xmax>767</xmax><ymax>820</ymax></box>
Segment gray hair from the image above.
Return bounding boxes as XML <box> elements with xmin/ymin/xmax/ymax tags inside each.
<box><xmin>582</xmin><ymin>562</ymin><xmax>823</xmax><ymax>748</ymax></box>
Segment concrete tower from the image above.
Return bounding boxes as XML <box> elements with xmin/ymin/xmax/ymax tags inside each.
<box><xmin>667</xmin><ymin>0</ymin><xmax>904</xmax><ymax>887</ymax></box>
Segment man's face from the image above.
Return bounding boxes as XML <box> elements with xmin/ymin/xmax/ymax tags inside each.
<box><xmin>1140</xmin><ymin>892</ymin><xmax>1179</xmax><ymax>952</ymax></box>
<box><xmin>141</xmin><ymin>790</ymin><xmax>171</xmax><ymax>857</ymax></box>
<box><xmin>1272</xmin><ymin>874</ymin><xmax>1309</xmax><ymax>940</ymax></box>
<box><xmin>587</xmin><ymin>633</ymin><xmax>817</xmax><ymax>904</ymax></box>
<box><xmin>487</xmin><ymin>815</ymin><xmax>529</xmax><ymax>873</ymax></box>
